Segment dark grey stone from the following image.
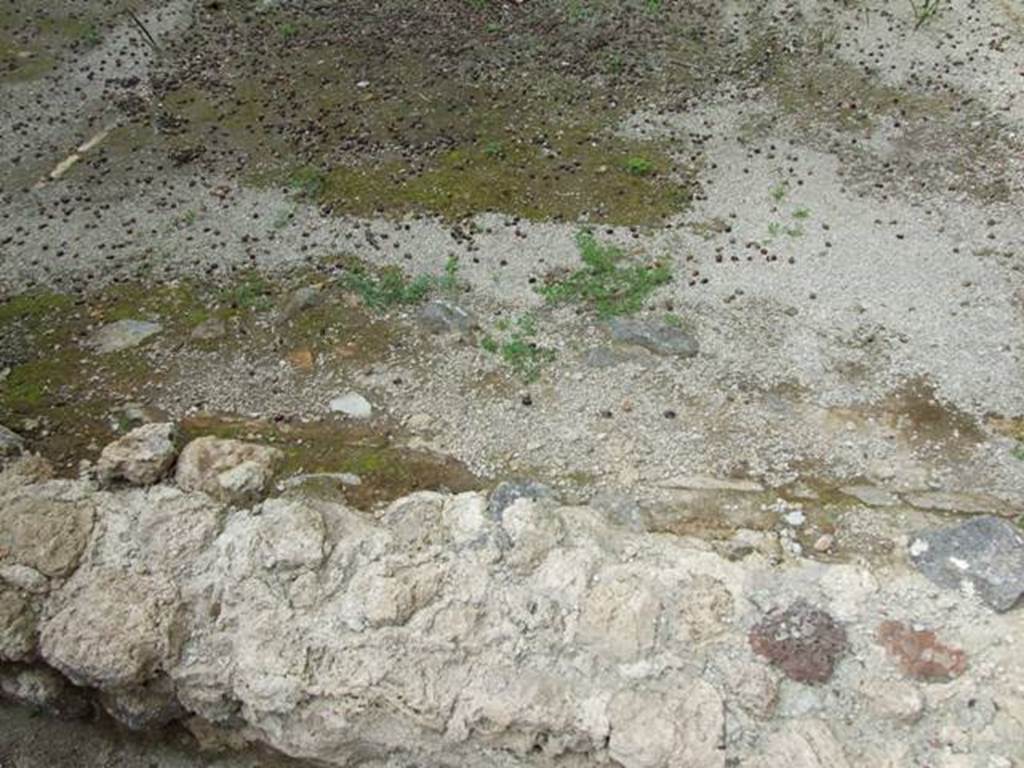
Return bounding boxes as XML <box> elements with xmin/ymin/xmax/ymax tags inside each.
<box><xmin>607</xmin><ymin>317</ymin><xmax>698</xmax><ymax>357</ymax></box>
<box><xmin>487</xmin><ymin>480</ymin><xmax>555</xmax><ymax>520</ymax></box>
<box><xmin>909</xmin><ymin>516</ymin><xmax>1024</xmax><ymax>612</ymax></box>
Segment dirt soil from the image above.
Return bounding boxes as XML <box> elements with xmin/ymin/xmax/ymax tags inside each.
<box><xmin>1</xmin><ymin>0</ymin><xmax>1023</xmax><ymax>764</ymax></box>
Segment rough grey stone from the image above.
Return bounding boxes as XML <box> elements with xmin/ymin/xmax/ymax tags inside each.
<box><xmin>190</xmin><ymin>317</ymin><xmax>227</xmax><ymax>341</ymax></box>
<box><xmin>0</xmin><ymin>588</ymin><xmax>37</xmax><ymax>661</ymax></box>
<box><xmin>0</xmin><ymin>496</ymin><xmax>94</xmax><ymax>578</ymax></box>
<box><xmin>418</xmin><ymin>300</ymin><xmax>475</xmax><ymax>335</ymax></box>
<box><xmin>96</xmin><ymin>423</ymin><xmax>180</xmax><ymax>487</ymax></box>
<box><xmin>908</xmin><ymin>516</ymin><xmax>1024</xmax><ymax>612</ymax></box>
<box><xmin>0</xmin><ymin>424</ymin><xmax>25</xmax><ymax>457</ymax></box>
<box><xmin>279</xmin><ymin>285</ymin><xmax>321</xmax><ymax>320</ymax></box>
<box><xmin>175</xmin><ymin>437</ymin><xmax>283</xmax><ymax>505</ymax></box>
<box><xmin>487</xmin><ymin>479</ymin><xmax>555</xmax><ymax>520</ymax></box>
<box><xmin>88</xmin><ymin>320</ymin><xmax>162</xmax><ymax>354</ymax></box>
<box><xmin>100</xmin><ymin>677</ymin><xmax>184</xmax><ymax>730</ymax></box>
<box><xmin>40</xmin><ymin>569</ymin><xmax>180</xmax><ymax>689</ymax></box>
<box><xmin>0</xmin><ymin>665</ymin><xmax>92</xmax><ymax>719</ymax></box>
<box><xmin>608</xmin><ymin>317</ymin><xmax>699</xmax><ymax>357</ymax></box>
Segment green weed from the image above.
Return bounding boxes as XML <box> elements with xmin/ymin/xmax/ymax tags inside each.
<box><xmin>539</xmin><ymin>231</ymin><xmax>672</xmax><ymax>318</ymax></box>
<box><xmin>339</xmin><ymin>264</ymin><xmax>431</xmax><ymax>310</ymax></box>
<box><xmin>288</xmin><ymin>166</ymin><xmax>326</xmax><ymax>200</ymax></box>
<box><xmin>224</xmin><ymin>274</ymin><xmax>274</xmax><ymax>312</ymax></box>
<box><xmin>481</xmin><ymin>313</ymin><xmax>555</xmax><ymax>383</ymax></box>
<box><xmin>624</xmin><ymin>156</ymin><xmax>655</xmax><ymax>176</ymax></box>
<box><xmin>770</xmin><ymin>182</ymin><xmax>789</xmax><ymax>202</ymax></box>
<box><xmin>81</xmin><ymin>24</ymin><xmax>101</xmax><ymax>47</ymax></box>
<box><xmin>437</xmin><ymin>255</ymin><xmax>462</xmax><ymax>297</ymax></box>
<box><xmin>908</xmin><ymin>0</ymin><xmax>942</xmax><ymax>28</ymax></box>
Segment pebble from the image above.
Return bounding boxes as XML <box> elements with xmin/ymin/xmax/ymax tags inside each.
<box><xmin>329</xmin><ymin>392</ymin><xmax>373</xmax><ymax>419</ymax></box>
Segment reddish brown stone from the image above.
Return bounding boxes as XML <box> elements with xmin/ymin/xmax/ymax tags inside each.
<box><xmin>876</xmin><ymin>620</ymin><xmax>966</xmax><ymax>682</ymax></box>
<box><xmin>748</xmin><ymin>600</ymin><xmax>848</xmax><ymax>684</ymax></box>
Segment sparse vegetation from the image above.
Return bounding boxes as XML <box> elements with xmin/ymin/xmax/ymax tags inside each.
<box><xmin>770</xmin><ymin>182</ymin><xmax>789</xmax><ymax>202</ymax></box>
<box><xmin>288</xmin><ymin>167</ymin><xmax>326</xmax><ymax>200</ymax></box>
<box><xmin>339</xmin><ymin>263</ymin><xmax>432</xmax><ymax>310</ymax></box>
<box><xmin>909</xmin><ymin>0</ymin><xmax>942</xmax><ymax>29</ymax></box>
<box><xmin>624</xmin><ymin>156</ymin><xmax>655</xmax><ymax>176</ymax></box>
<box><xmin>438</xmin><ymin>255</ymin><xmax>462</xmax><ymax>297</ymax></box>
<box><xmin>224</xmin><ymin>274</ymin><xmax>274</xmax><ymax>312</ymax></box>
<box><xmin>539</xmin><ymin>231</ymin><xmax>672</xmax><ymax>317</ymax></box>
<box><xmin>481</xmin><ymin>313</ymin><xmax>555</xmax><ymax>383</ymax></box>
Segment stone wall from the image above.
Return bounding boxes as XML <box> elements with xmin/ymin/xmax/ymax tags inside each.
<box><xmin>1</xmin><ymin>444</ymin><xmax>1022</xmax><ymax>767</ymax></box>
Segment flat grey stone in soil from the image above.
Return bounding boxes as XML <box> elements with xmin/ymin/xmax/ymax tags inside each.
<box><xmin>89</xmin><ymin>320</ymin><xmax>162</xmax><ymax>354</ymax></box>
<box><xmin>607</xmin><ymin>317</ymin><xmax>698</xmax><ymax>357</ymax></box>
<box><xmin>909</xmin><ymin>516</ymin><xmax>1024</xmax><ymax>613</ymax></box>
<box><xmin>418</xmin><ymin>300</ymin><xmax>475</xmax><ymax>335</ymax></box>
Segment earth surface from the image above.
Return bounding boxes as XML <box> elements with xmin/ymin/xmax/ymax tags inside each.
<box><xmin>1</xmin><ymin>0</ymin><xmax>1023</xmax><ymax>765</ymax></box>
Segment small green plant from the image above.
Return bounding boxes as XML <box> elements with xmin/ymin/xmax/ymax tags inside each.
<box><xmin>483</xmin><ymin>140</ymin><xmax>505</xmax><ymax>159</ymax></box>
<box><xmin>766</xmin><ymin>221</ymin><xmax>783</xmax><ymax>239</ymax></box>
<box><xmin>539</xmin><ymin>231</ymin><xmax>672</xmax><ymax>318</ymax></box>
<box><xmin>1013</xmin><ymin>442</ymin><xmax>1024</xmax><ymax>461</ymax></box>
<box><xmin>645</xmin><ymin>0</ymin><xmax>663</xmax><ymax>13</ymax></box>
<box><xmin>280</xmin><ymin>22</ymin><xmax>298</xmax><ymax>39</ymax></box>
<box><xmin>792</xmin><ymin>207</ymin><xmax>811</xmax><ymax>220</ymax></box>
<box><xmin>272</xmin><ymin>207</ymin><xmax>295</xmax><ymax>229</ymax></box>
<box><xmin>481</xmin><ymin>313</ymin><xmax>555</xmax><ymax>383</ymax></box>
<box><xmin>288</xmin><ymin>167</ymin><xmax>326</xmax><ymax>200</ymax></box>
<box><xmin>624</xmin><ymin>156</ymin><xmax>655</xmax><ymax>176</ymax></box>
<box><xmin>664</xmin><ymin>313</ymin><xmax>683</xmax><ymax>328</ymax></box>
<box><xmin>175</xmin><ymin>209</ymin><xmax>197</xmax><ymax>227</ymax></box>
<box><xmin>437</xmin><ymin>255</ymin><xmax>461</xmax><ymax>296</ymax></box>
<box><xmin>485</xmin><ymin>22</ymin><xmax>502</xmax><ymax>34</ymax></box>
<box><xmin>908</xmin><ymin>0</ymin><xmax>942</xmax><ymax>28</ymax></box>
<box><xmin>81</xmin><ymin>24</ymin><xmax>101</xmax><ymax>47</ymax></box>
<box><xmin>784</xmin><ymin>224</ymin><xmax>804</xmax><ymax>238</ymax></box>
<box><xmin>225</xmin><ymin>275</ymin><xmax>274</xmax><ymax>312</ymax></box>
<box><xmin>566</xmin><ymin>0</ymin><xmax>593</xmax><ymax>23</ymax></box>
<box><xmin>770</xmin><ymin>182</ymin><xmax>789</xmax><ymax>202</ymax></box>
<box><xmin>339</xmin><ymin>264</ymin><xmax>431</xmax><ymax>310</ymax></box>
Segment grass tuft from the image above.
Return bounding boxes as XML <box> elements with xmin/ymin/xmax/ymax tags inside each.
<box><xmin>539</xmin><ymin>231</ymin><xmax>671</xmax><ymax>317</ymax></box>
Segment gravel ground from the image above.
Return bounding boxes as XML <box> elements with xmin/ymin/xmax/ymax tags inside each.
<box><xmin>1</xmin><ymin>0</ymin><xmax>1023</xmax><ymax>761</ymax></box>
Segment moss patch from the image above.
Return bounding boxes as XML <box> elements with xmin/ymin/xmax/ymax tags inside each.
<box><xmin>180</xmin><ymin>415</ymin><xmax>481</xmax><ymax>510</ymax></box>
